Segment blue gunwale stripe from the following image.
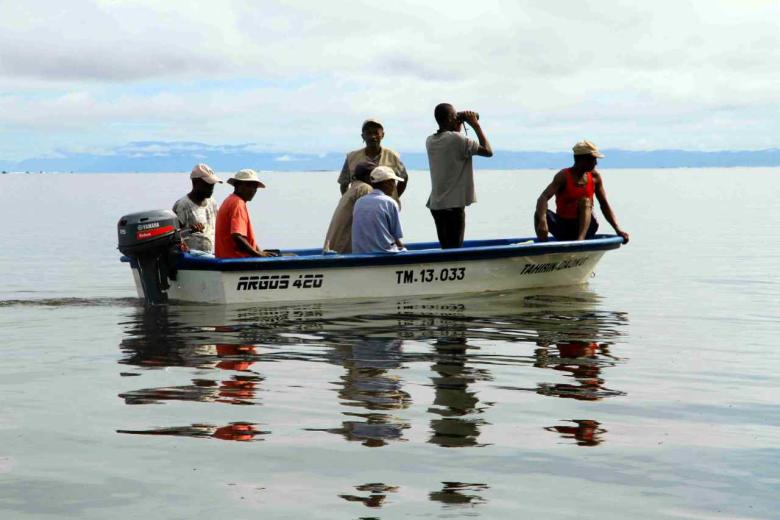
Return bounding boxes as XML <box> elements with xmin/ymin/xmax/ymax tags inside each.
<box><xmin>120</xmin><ymin>235</ymin><xmax>623</xmax><ymax>272</ymax></box>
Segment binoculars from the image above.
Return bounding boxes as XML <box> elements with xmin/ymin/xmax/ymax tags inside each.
<box><xmin>456</xmin><ymin>111</ymin><xmax>480</xmax><ymax>123</ymax></box>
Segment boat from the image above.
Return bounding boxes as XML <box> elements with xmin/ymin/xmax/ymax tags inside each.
<box><xmin>118</xmin><ymin>209</ymin><xmax>624</xmax><ymax>305</ymax></box>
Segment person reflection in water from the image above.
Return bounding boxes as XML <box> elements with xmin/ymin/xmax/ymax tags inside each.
<box><xmin>117</xmin><ymin>306</ymin><xmax>265</xmax><ymax>441</ymax></box>
<box><xmin>428</xmin><ymin>337</ymin><xmax>492</xmax><ymax>448</ymax></box>
<box><xmin>339</xmin><ymin>483</ymin><xmax>399</xmax><ymax>509</ymax></box>
<box><xmin>545</xmin><ymin>419</ymin><xmax>606</xmax><ymax>446</ymax></box>
<box><xmin>429</xmin><ymin>482</ymin><xmax>489</xmax><ymax>506</ymax></box>
<box><xmin>214</xmin><ymin>344</ymin><xmax>262</xmax><ymax>404</ymax></box>
<box><xmin>309</xmin><ymin>338</ymin><xmax>411</xmax><ymax>447</ymax></box>
<box><xmin>534</xmin><ymin>340</ymin><xmax>624</xmax><ymax>401</ymax></box>
<box><xmin>117</xmin><ymin>421</ymin><xmax>266</xmax><ymax>442</ymax></box>
<box><xmin>119</xmin><ymin>343</ymin><xmax>261</xmax><ymax>406</ymax></box>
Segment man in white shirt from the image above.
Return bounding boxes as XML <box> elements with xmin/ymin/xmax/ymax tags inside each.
<box><xmin>425</xmin><ymin>103</ymin><xmax>493</xmax><ymax>249</ymax></box>
<box><xmin>172</xmin><ymin>163</ymin><xmax>223</xmax><ymax>253</ymax></box>
<box><xmin>352</xmin><ymin>166</ymin><xmax>406</xmax><ymax>254</ymax></box>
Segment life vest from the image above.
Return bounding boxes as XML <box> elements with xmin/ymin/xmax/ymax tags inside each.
<box><xmin>556</xmin><ymin>168</ymin><xmax>595</xmax><ymax>219</ymax></box>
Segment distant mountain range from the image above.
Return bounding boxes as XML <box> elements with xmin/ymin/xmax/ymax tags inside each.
<box><xmin>2</xmin><ymin>141</ymin><xmax>779</xmax><ymax>173</ymax></box>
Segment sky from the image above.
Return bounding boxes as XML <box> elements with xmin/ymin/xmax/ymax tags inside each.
<box><xmin>1</xmin><ymin>0</ymin><xmax>778</xmax><ymax>161</ymax></box>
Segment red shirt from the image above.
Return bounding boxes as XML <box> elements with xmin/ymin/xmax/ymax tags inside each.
<box><xmin>215</xmin><ymin>194</ymin><xmax>256</xmax><ymax>258</ymax></box>
<box><xmin>555</xmin><ymin>168</ymin><xmax>595</xmax><ymax>219</ymax></box>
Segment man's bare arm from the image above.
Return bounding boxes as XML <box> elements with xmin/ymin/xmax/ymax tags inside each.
<box><xmin>463</xmin><ymin>112</ymin><xmax>493</xmax><ymax>157</ymax></box>
<box><xmin>338</xmin><ymin>158</ymin><xmax>351</xmax><ymax>195</ymax></box>
<box><xmin>396</xmin><ymin>163</ymin><xmax>408</xmax><ymax>196</ymax></box>
<box><xmin>535</xmin><ymin>171</ymin><xmax>566</xmax><ymax>240</ymax></box>
<box><xmin>593</xmin><ymin>173</ymin><xmax>629</xmax><ymax>243</ymax></box>
<box><xmin>231</xmin><ymin>233</ymin><xmax>275</xmax><ymax>257</ymax></box>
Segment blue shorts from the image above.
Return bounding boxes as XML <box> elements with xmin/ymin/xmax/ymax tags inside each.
<box><xmin>545</xmin><ymin>210</ymin><xmax>598</xmax><ymax>241</ymax></box>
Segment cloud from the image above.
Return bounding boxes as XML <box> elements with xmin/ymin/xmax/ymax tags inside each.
<box><xmin>0</xmin><ymin>0</ymin><xmax>778</xmax><ymax>159</ymax></box>
<box><xmin>0</xmin><ymin>3</ymin><xmax>230</xmax><ymax>81</ymax></box>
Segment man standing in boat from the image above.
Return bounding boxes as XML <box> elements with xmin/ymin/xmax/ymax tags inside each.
<box><xmin>338</xmin><ymin>118</ymin><xmax>408</xmax><ymax>206</ymax></box>
<box><xmin>352</xmin><ymin>166</ymin><xmax>406</xmax><ymax>254</ymax></box>
<box><xmin>215</xmin><ymin>169</ymin><xmax>279</xmax><ymax>258</ymax></box>
<box><xmin>426</xmin><ymin>103</ymin><xmax>493</xmax><ymax>249</ymax></box>
<box><xmin>172</xmin><ymin>163</ymin><xmax>223</xmax><ymax>253</ymax></box>
<box><xmin>534</xmin><ymin>140</ymin><xmax>629</xmax><ymax>243</ymax></box>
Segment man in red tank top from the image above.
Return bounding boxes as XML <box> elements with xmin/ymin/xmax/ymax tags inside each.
<box><xmin>534</xmin><ymin>140</ymin><xmax>629</xmax><ymax>243</ymax></box>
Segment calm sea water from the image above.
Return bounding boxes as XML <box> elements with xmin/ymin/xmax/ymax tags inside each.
<box><xmin>0</xmin><ymin>168</ymin><xmax>778</xmax><ymax>519</ymax></box>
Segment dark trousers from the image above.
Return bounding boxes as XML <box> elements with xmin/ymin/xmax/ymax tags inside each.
<box><xmin>541</xmin><ymin>210</ymin><xmax>599</xmax><ymax>241</ymax></box>
<box><xmin>431</xmin><ymin>208</ymin><xmax>465</xmax><ymax>249</ymax></box>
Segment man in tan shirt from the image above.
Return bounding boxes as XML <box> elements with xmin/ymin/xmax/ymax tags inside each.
<box><xmin>338</xmin><ymin>118</ymin><xmax>408</xmax><ymax>206</ymax></box>
<box><xmin>324</xmin><ymin>161</ymin><xmax>375</xmax><ymax>253</ymax></box>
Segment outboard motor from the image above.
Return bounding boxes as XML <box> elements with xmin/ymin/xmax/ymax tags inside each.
<box><xmin>117</xmin><ymin>210</ymin><xmax>181</xmax><ymax>305</ymax></box>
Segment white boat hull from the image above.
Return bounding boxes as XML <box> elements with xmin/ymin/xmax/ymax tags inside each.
<box><xmin>125</xmin><ymin>236</ymin><xmax>621</xmax><ymax>305</ymax></box>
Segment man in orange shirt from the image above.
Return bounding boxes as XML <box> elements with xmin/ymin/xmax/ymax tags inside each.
<box><xmin>215</xmin><ymin>169</ymin><xmax>278</xmax><ymax>258</ymax></box>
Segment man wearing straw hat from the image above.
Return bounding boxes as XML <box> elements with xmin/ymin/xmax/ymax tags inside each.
<box><xmin>215</xmin><ymin>169</ymin><xmax>279</xmax><ymax>258</ymax></box>
<box><xmin>535</xmin><ymin>140</ymin><xmax>629</xmax><ymax>243</ymax></box>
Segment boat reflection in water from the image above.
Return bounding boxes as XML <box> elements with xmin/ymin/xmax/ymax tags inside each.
<box><xmin>116</xmin><ymin>286</ymin><xmax>627</xmax><ymax>449</ymax></box>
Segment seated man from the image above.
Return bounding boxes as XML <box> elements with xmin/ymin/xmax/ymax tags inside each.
<box><xmin>352</xmin><ymin>166</ymin><xmax>406</xmax><ymax>254</ymax></box>
<box><xmin>172</xmin><ymin>164</ymin><xmax>223</xmax><ymax>253</ymax></box>
<box><xmin>338</xmin><ymin>118</ymin><xmax>408</xmax><ymax>207</ymax></box>
<box><xmin>323</xmin><ymin>160</ymin><xmax>375</xmax><ymax>253</ymax></box>
<box><xmin>215</xmin><ymin>169</ymin><xmax>278</xmax><ymax>258</ymax></box>
<box><xmin>535</xmin><ymin>140</ymin><xmax>629</xmax><ymax>243</ymax></box>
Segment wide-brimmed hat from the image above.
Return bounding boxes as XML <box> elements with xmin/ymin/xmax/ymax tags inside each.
<box><xmin>190</xmin><ymin>163</ymin><xmax>223</xmax><ymax>184</ymax></box>
<box><xmin>227</xmin><ymin>169</ymin><xmax>266</xmax><ymax>188</ymax></box>
<box><xmin>572</xmin><ymin>140</ymin><xmax>604</xmax><ymax>158</ymax></box>
<box><xmin>370</xmin><ymin>165</ymin><xmax>405</xmax><ymax>183</ymax></box>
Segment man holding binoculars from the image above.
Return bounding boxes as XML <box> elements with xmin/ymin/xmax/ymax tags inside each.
<box><xmin>425</xmin><ymin>103</ymin><xmax>493</xmax><ymax>249</ymax></box>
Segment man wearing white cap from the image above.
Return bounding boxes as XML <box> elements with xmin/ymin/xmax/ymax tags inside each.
<box><xmin>535</xmin><ymin>140</ymin><xmax>629</xmax><ymax>243</ymax></box>
<box><xmin>351</xmin><ymin>166</ymin><xmax>406</xmax><ymax>254</ymax></box>
<box><xmin>338</xmin><ymin>118</ymin><xmax>408</xmax><ymax>206</ymax></box>
<box><xmin>215</xmin><ymin>169</ymin><xmax>278</xmax><ymax>258</ymax></box>
<box><xmin>172</xmin><ymin>163</ymin><xmax>223</xmax><ymax>253</ymax></box>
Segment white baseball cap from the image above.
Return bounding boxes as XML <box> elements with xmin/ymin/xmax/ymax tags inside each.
<box><xmin>227</xmin><ymin>169</ymin><xmax>266</xmax><ymax>188</ymax></box>
<box><xmin>370</xmin><ymin>165</ymin><xmax>405</xmax><ymax>183</ymax></box>
<box><xmin>190</xmin><ymin>163</ymin><xmax>223</xmax><ymax>184</ymax></box>
<box><xmin>362</xmin><ymin>118</ymin><xmax>384</xmax><ymax>131</ymax></box>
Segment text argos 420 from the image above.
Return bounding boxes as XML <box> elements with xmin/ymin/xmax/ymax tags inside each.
<box><xmin>236</xmin><ymin>273</ymin><xmax>324</xmax><ymax>291</ymax></box>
